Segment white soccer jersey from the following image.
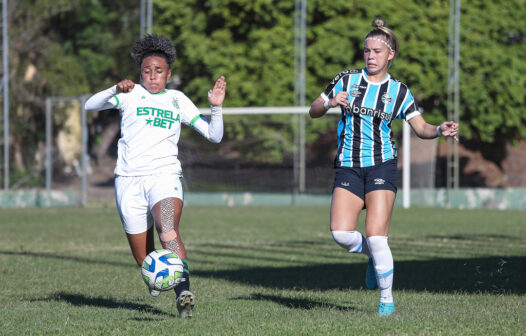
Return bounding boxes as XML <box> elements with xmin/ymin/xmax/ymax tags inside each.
<box><xmin>85</xmin><ymin>84</ymin><xmax>222</xmax><ymax>176</ymax></box>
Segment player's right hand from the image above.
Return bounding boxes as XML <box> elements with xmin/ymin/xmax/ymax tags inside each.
<box><xmin>329</xmin><ymin>91</ymin><xmax>349</xmax><ymax>108</ymax></box>
<box><xmin>117</xmin><ymin>79</ymin><xmax>135</xmax><ymax>93</ymax></box>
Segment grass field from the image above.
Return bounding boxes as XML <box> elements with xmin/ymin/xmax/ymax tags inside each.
<box><xmin>1</xmin><ymin>205</ymin><xmax>525</xmax><ymax>335</ymax></box>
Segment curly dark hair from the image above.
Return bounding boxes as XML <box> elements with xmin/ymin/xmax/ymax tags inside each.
<box><xmin>130</xmin><ymin>34</ymin><xmax>176</xmax><ymax>66</ymax></box>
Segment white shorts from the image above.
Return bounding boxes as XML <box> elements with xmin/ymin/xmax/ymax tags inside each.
<box><xmin>114</xmin><ymin>173</ymin><xmax>184</xmax><ymax>234</ymax></box>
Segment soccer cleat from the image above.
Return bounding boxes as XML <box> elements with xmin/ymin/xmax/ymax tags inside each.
<box><xmin>176</xmin><ymin>290</ymin><xmax>195</xmax><ymax>318</ymax></box>
<box><xmin>149</xmin><ymin>288</ymin><xmax>161</xmax><ymax>297</ymax></box>
<box><xmin>365</xmin><ymin>258</ymin><xmax>377</xmax><ymax>290</ymax></box>
<box><xmin>378</xmin><ymin>301</ymin><xmax>395</xmax><ymax>316</ymax></box>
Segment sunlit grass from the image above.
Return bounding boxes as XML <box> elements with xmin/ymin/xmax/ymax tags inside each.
<box><xmin>1</xmin><ymin>206</ymin><xmax>525</xmax><ymax>335</ymax></box>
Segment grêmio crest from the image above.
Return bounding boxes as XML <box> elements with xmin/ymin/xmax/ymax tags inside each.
<box><xmin>381</xmin><ymin>93</ymin><xmax>392</xmax><ymax>104</ymax></box>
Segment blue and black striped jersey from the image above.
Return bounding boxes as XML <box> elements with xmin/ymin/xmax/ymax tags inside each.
<box><xmin>321</xmin><ymin>68</ymin><xmax>420</xmax><ymax>168</ymax></box>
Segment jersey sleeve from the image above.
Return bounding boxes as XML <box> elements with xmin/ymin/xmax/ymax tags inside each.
<box><xmin>179</xmin><ymin>92</ymin><xmax>223</xmax><ymax>143</ymax></box>
<box><xmin>393</xmin><ymin>86</ymin><xmax>421</xmax><ymax>121</ymax></box>
<box><xmin>112</xmin><ymin>90</ymin><xmax>132</xmax><ymax>111</ymax></box>
<box><xmin>178</xmin><ymin>92</ymin><xmax>203</xmax><ymax>126</ymax></box>
<box><xmin>400</xmin><ymin>89</ymin><xmax>420</xmax><ymax>121</ymax></box>
<box><xmin>84</xmin><ymin>84</ymin><xmax>133</xmax><ymax>112</ymax></box>
<box><xmin>320</xmin><ymin>72</ymin><xmax>345</xmax><ymax>102</ymax></box>
<box><xmin>84</xmin><ymin>85</ymin><xmax>119</xmax><ymax>111</ymax></box>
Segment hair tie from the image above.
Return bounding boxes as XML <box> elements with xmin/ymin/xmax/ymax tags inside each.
<box><xmin>365</xmin><ymin>37</ymin><xmax>393</xmax><ymax>51</ymax></box>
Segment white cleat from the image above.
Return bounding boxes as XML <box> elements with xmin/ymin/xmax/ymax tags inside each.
<box><xmin>176</xmin><ymin>290</ymin><xmax>195</xmax><ymax>318</ymax></box>
<box><xmin>149</xmin><ymin>288</ymin><xmax>161</xmax><ymax>297</ymax></box>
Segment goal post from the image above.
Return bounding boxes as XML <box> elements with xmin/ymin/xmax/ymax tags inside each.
<box><xmin>39</xmin><ymin>103</ymin><xmax>425</xmax><ymax>207</ymax></box>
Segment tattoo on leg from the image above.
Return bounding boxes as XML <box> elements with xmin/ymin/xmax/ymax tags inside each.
<box><xmin>157</xmin><ymin>198</ymin><xmax>181</xmax><ymax>254</ymax></box>
<box><xmin>165</xmin><ymin>237</ymin><xmax>181</xmax><ymax>255</ymax></box>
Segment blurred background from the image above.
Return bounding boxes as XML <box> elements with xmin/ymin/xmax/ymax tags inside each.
<box><xmin>0</xmin><ymin>0</ymin><xmax>525</xmax><ymax>208</ymax></box>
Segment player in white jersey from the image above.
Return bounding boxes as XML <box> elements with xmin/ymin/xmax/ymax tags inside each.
<box><xmin>309</xmin><ymin>18</ymin><xmax>458</xmax><ymax>316</ymax></box>
<box><xmin>85</xmin><ymin>34</ymin><xmax>226</xmax><ymax>318</ymax></box>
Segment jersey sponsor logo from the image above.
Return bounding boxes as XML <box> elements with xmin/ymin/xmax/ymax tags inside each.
<box><xmin>344</xmin><ymin>105</ymin><xmax>392</xmax><ymax>121</ymax></box>
<box><xmin>137</xmin><ymin>106</ymin><xmax>180</xmax><ymax>129</ymax></box>
<box><xmin>329</xmin><ymin>69</ymin><xmax>361</xmax><ymax>85</ymax></box>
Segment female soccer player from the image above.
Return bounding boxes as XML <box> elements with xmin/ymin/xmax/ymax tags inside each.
<box><xmin>309</xmin><ymin>18</ymin><xmax>458</xmax><ymax>316</ymax></box>
<box><xmin>84</xmin><ymin>34</ymin><xmax>226</xmax><ymax>318</ymax></box>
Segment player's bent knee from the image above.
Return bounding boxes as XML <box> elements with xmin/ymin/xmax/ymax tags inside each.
<box><xmin>331</xmin><ymin>230</ymin><xmax>365</xmax><ymax>253</ymax></box>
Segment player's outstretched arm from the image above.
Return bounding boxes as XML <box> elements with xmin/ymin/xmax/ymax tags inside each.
<box><xmin>85</xmin><ymin>79</ymin><xmax>135</xmax><ymax>111</ymax></box>
<box><xmin>208</xmin><ymin>76</ymin><xmax>226</xmax><ymax>107</ymax></box>
<box><xmin>190</xmin><ymin>76</ymin><xmax>226</xmax><ymax>143</ymax></box>
<box><xmin>408</xmin><ymin>115</ymin><xmax>459</xmax><ymax>141</ymax></box>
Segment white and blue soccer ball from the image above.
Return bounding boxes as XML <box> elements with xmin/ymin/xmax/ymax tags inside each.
<box><xmin>141</xmin><ymin>249</ymin><xmax>184</xmax><ymax>292</ymax></box>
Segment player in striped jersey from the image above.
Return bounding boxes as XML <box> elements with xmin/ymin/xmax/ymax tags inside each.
<box><xmin>85</xmin><ymin>34</ymin><xmax>227</xmax><ymax>318</ymax></box>
<box><xmin>309</xmin><ymin>18</ymin><xmax>458</xmax><ymax>316</ymax></box>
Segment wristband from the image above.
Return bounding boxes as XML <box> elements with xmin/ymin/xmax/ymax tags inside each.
<box><xmin>436</xmin><ymin>126</ymin><xmax>442</xmax><ymax>137</ymax></box>
<box><xmin>323</xmin><ymin>100</ymin><xmax>330</xmax><ymax>110</ymax></box>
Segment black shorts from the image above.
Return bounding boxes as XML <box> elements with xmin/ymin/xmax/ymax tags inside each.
<box><xmin>333</xmin><ymin>159</ymin><xmax>398</xmax><ymax>201</ymax></box>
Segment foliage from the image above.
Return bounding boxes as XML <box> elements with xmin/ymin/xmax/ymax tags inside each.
<box><xmin>460</xmin><ymin>0</ymin><xmax>526</xmax><ymax>142</ymax></box>
<box><xmin>3</xmin><ymin>0</ymin><xmax>526</xmax><ymax>175</ymax></box>
<box><xmin>4</xmin><ymin>0</ymin><xmax>140</xmax><ymax>183</ymax></box>
<box><xmin>155</xmin><ymin>0</ymin><xmax>526</xmax><ymax>153</ymax></box>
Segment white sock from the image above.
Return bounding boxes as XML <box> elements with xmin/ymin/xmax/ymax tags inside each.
<box><xmin>367</xmin><ymin>236</ymin><xmax>394</xmax><ymax>303</ymax></box>
<box><xmin>331</xmin><ymin>230</ymin><xmax>371</xmax><ymax>257</ymax></box>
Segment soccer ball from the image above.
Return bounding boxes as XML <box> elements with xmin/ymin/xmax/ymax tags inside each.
<box><xmin>141</xmin><ymin>249</ymin><xmax>184</xmax><ymax>292</ymax></box>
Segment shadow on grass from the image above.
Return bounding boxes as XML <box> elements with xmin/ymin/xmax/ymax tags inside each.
<box><xmin>233</xmin><ymin>293</ymin><xmax>355</xmax><ymax>311</ymax></box>
<box><xmin>32</xmin><ymin>292</ymin><xmax>176</xmax><ymax>318</ymax></box>
<box><xmin>195</xmin><ymin>256</ymin><xmax>526</xmax><ymax>295</ymax></box>
<box><xmin>0</xmin><ymin>250</ymin><xmax>134</xmax><ymax>268</ymax></box>
<box><xmin>425</xmin><ymin>233</ymin><xmax>522</xmax><ymax>241</ymax></box>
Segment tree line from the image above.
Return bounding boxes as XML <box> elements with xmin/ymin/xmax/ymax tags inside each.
<box><xmin>3</xmin><ymin>0</ymin><xmax>526</xmax><ymax>184</ymax></box>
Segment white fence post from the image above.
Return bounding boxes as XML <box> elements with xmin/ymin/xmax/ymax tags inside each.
<box><xmin>403</xmin><ymin>121</ymin><xmax>411</xmax><ymax>209</ymax></box>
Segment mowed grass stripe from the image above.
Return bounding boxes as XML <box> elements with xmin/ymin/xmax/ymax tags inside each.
<box><xmin>0</xmin><ymin>206</ymin><xmax>524</xmax><ymax>335</ymax></box>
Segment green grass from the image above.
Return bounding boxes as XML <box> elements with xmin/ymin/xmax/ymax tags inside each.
<box><xmin>1</xmin><ymin>205</ymin><xmax>525</xmax><ymax>335</ymax></box>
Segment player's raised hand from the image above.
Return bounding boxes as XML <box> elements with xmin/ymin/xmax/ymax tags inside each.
<box><xmin>116</xmin><ymin>79</ymin><xmax>135</xmax><ymax>93</ymax></box>
<box><xmin>208</xmin><ymin>76</ymin><xmax>227</xmax><ymax>107</ymax></box>
<box><xmin>439</xmin><ymin>121</ymin><xmax>459</xmax><ymax>142</ymax></box>
<box><xmin>329</xmin><ymin>90</ymin><xmax>349</xmax><ymax>108</ymax></box>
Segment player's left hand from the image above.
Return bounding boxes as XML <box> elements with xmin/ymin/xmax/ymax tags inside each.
<box><xmin>440</xmin><ymin>121</ymin><xmax>459</xmax><ymax>142</ymax></box>
<box><xmin>208</xmin><ymin>76</ymin><xmax>227</xmax><ymax>107</ymax></box>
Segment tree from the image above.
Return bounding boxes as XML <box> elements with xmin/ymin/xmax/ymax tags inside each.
<box><xmin>155</xmin><ymin>0</ymin><xmax>526</xmax><ymax>152</ymax></box>
<box><xmin>3</xmin><ymin>0</ymin><xmax>141</xmax><ymax>185</ymax></box>
<box><xmin>4</xmin><ymin>0</ymin><xmax>526</xmax><ymax>186</ymax></box>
